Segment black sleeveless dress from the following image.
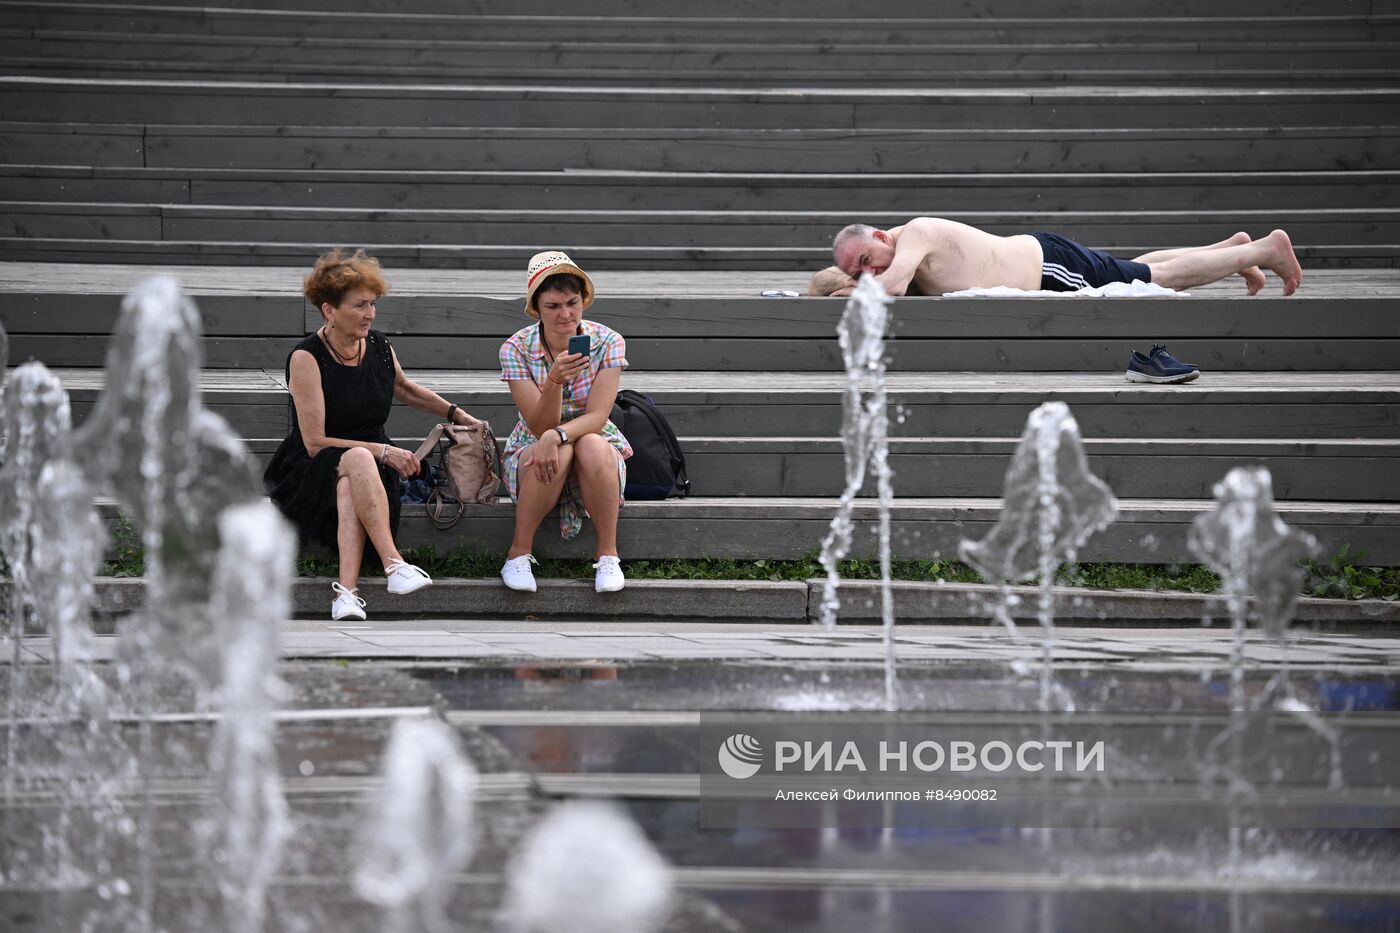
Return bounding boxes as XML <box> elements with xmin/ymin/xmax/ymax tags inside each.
<box><xmin>263</xmin><ymin>329</ymin><xmax>400</xmax><ymax>548</ymax></box>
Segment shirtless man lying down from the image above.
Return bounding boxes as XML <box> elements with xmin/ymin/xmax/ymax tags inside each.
<box><xmin>830</xmin><ymin>219</ymin><xmax>1303</xmax><ymax>297</ymax></box>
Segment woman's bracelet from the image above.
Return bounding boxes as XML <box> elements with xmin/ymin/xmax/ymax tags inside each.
<box><xmin>547</xmin><ymin>372</ymin><xmax>565</xmax><ymax>386</ymax></box>
<box><xmin>378</xmin><ymin>443</ymin><xmax>390</xmax><ymax>466</ymax></box>
<box><xmin>445</xmin><ymin>403</ymin><xmax>459</xmax><ymax>423</ymax></box>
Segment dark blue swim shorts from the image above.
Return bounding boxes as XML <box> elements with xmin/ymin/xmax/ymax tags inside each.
<box><xmin>1031</xmin><ymin>231</ymin><xmax>1151</xmax><ymax>291</ymax></box>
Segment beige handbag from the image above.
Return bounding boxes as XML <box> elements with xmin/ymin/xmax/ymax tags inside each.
<box><xmin>412</xmin><ymin>419</ymin><xmax>501</xmax><ymax>529</ymax></box>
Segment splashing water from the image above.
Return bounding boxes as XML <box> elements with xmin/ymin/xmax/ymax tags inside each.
<box><xmin>502</xmin><ymin>800</ymin><xmax>674</xmax><ymax>933</ymax></box>
<box><xmin>817</xmin><ymin>273</ymin><xmax>897</xmax><ymax>709</ymax></box>
<box><xmin>354</xmin><ymin>717</ymin><xmax>480</xmax><ymax>933</ymax></box>
<box><xmin>202</xmin><ymin>502</ymin><xmax>295</xmax><ymax>933</ymax></box>
<box><xmin>1187</xmin><ymin>466</ymin><xmax>1326</xmax><ymax>933</ymax></box>
<box><xmin>29</xmin><ymin>461</ymin><xmax>106</xmax><ymax>693</ymax></box>
<box><xmin>74</xmin><ymin>276</ymin><xmax>260</xmax><ymax>684</ymax></box>
<box><xmin>0</xmin><ymin>363</ymin><xmax>79</xmax><ymax>825</ymax></box>
<box><xmin>959</xmin><ymin>401</ymin><xmax>1118</xmax><ymax>709</ymax></box>
<box><xmin>0</xmin><ymin>363</ymin><xmax>75</xmax><ymax>630</ymax></box>
<box><xmin>1189</xmin><ymin>466</ymin><xmax>1317</xmax><ymax>643</ymax></box>
<box><xmin>0</xmin><ymin>364</ymin><xmax>121</xmax><ymax>893</ymax></box>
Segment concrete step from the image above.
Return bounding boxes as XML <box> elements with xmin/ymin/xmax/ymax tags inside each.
<box><xmin>5</xmin><ymin>165</ymin><xmax>1396</xmax><ymax>212</ymax></box>
<box><xmin>4</xmin><ymin>78</ymin><xmax>1394</xmax><ymax>130</ymax></box>
<box><xmin>7</xmin><ymin>123</ymin><xmax>1394</xmax><ymax>175</ymax></box>
<box><xmin>6</xmin><ymin>4</ymin><xmax>1394</xmax><ymax>44</ymax></box>
<box><xmin>41</xmin><ymin>369</ymin><xmax>1400</xmax><ymax>442</ymax></box>
<box><xmin>8</xmin><ymin>287</ymin><xmax>1399</xmax><ymax>371</ymax></box>
<box><xmin>15</xmin><ymin>576</ymin><xmax>1396</xmax><ymax>626</ymax></box>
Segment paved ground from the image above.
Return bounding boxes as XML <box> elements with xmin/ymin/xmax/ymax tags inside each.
<box><xmin>11</xmin><ymin>621</ymin><xmax>1400</xmax><ymax>668</ymax></box>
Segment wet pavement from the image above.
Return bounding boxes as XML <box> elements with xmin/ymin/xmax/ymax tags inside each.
<box><xmin>4</xmin><ymin>621</ymin><xmax>1400</xmax><ymax>932</ymax></box>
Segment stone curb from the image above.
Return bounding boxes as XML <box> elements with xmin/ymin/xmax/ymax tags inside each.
<box><xmin>820</xmin><ymin>581</ymin><xmax>1400</xmax><ymax>625</ymax></box>
<box><xmin>4</xmin><ymin>578</ymin><xmax>1394</xmax><ymax>627</ymax></box>
<box><xmin>19</xmin><ymin>577</ymin><xmax>808</xmax><ymax>623</ymax></box>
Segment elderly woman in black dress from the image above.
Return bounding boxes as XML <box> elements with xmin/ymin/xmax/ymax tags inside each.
<box><xmin>263</xmin><ymin>248</ymin><xmax>476</xmax><ymax>620</ymax></box>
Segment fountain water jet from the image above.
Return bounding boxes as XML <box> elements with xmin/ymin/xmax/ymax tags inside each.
<box><xmin>959</xmin><ymin>400</ymin><xmax>1118</xmax><ymax>709</ymax></box>
<box><xmin>0</xmin><ymin>362</ymin><xmax>76</xmax><ymax>633</ymax></box>
<box><xmin>0</xmin><ymin>363</ymin><xmax>87</xmax><ymax>877</ymax></box>
<box><xmin>817</xmin><ymin>273</ymin><xmax>897</xmax><ymax>709</ymax></box>
<box><xmin>354</xmin><ymin>716</ymin><xmax>479</xmax><ymax>933</ymax></box>
<box><xmin>501</xmin><ymin>800</ymin><xmax>673</xmax><ymax>933</ymax></box>
<box><xmin>200</xmin><ymin>501</ymin><xmax>295</xmax><ymax>933</ymax></box>
<box><xmin>1188</xmin><ymin>466</ymin><xmax>1326</xmax><ymax>933</ymax></box>
<box><xmin>74</xmin><ymin>276</ymin><xmax>260</xmax><ymax>684</ymax></box>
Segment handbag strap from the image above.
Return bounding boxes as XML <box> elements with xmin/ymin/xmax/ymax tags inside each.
<box><xmin>412</xmin><ymin>423</ymin><xmax>449</xmax><ymax>462</ymax></box>
<box><xmin>426</xmin><ymin>487</ymin><xmax>465</xmax><ymax>529</ymax></box>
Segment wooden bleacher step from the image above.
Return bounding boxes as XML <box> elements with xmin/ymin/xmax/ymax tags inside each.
<box><xmin>8</xmin><ymin>123</ymin><xmax>1397</xmax><ymax>175</ymax></box>
<box><xmin>4</xmin><ymin>77</ymin><xmax>1395</xmax><ymax>131</ymax></box>
<box><xmin>88</xmin><ymin>496</ymin><xmax>1400</xmax><ymax>565</ymax></box>
<box><xmin>3</xmin><ymin>166</ymin><xmax>1396</xmax><ymax>213</ymax></box>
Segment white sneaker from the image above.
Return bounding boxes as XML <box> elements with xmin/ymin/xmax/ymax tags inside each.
<box><xmin>385</xmin><ymin>560</ymin><xmax>432</xmax><ymax>595</ymax></box>
<box><xmin>593</xmin><ymin>555</ymin><xmax>625</xmax><ymax>593</ymax></box>
<box><xmin>330</xmin><ymin>582</ymin><xmax>366</xmax><ymax>621</ymax></box>
<box><xmin>501</xmin><ymin>554</ymin><xmax>539</xmax><ymax>592</ymax></box>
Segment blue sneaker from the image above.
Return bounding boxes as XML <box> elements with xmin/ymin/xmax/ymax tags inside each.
<box><xmin>1125</xmin><ymin>344</ymin><xmax>1200</xmax><ymax>384</ymax></box>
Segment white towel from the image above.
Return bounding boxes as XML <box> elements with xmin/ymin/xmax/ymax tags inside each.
<box><xmin>941</xmin><ymin>281</ymin><xmax>1187</xmax><ymax>298</ymax></box>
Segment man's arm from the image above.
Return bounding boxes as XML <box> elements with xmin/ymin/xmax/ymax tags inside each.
<box><xmin>874</xmin><ymin>221</ymin><xmax>935</xmax><ymax>296</ymax></box>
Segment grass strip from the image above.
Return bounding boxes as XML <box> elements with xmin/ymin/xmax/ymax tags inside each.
<box><xmin>3</xmin><ymin>519</ymin><xmax>1394</xmax><ymax>602</ymax></box>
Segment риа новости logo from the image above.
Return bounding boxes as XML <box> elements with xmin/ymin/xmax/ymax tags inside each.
<box><xmin>717</xmin><ymin>733</ymin><xmax>763</xmax><ymax>779</ymax></box>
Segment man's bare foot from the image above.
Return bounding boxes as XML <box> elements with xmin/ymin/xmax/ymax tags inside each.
<box><xmin>1241</xmin><ymin>265</ymin><xmax>1266</xmax><ymax>295</ymax></box>
<box><xmin>1223</xmin><ymin>233</ymin><xmax>1265</xmax><ymax>294</ymax></box>
<box><xmin>1265</xmin><ymin>229</ymin><xmax>1303</xmax><ymax>296</ymax></box>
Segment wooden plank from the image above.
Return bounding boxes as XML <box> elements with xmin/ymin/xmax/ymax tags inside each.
<box><xmin>297</xmin><ymin>296</ymin><xmax>1400</xmax><ymax>341</ymax></box>
<box><xmin>0</xmin><ymin>293</ymin><xmax>303</xmax><ymax>336</ymax></box>
<box><xmin>383</xmin><ymin>497</ymin><xmax>1400</xmax><ymax>564</ymax></box>
<box><xmin>36</xmin><ymin>202</ymin><xmax>1390</xmax><ymax>247</ymax></box>
<box><xmin>679</xmin><ymin>442</ymin><xmax>1400</xmax><ymax>501</ymax></box>
<box><xmin>55</xmin><ymin>0</ymin><xmax>1370</xmax><ymax>19</ymax></box>
<box><xmin>66</xmin><ymin>399</ymin><xmax>291</xmax><ymax>438</ymax></box>
<box><xmin>25</xmin><ymin>334</ymin><xmax>1395</xmax><ymax>372</ymax></box>
<box><xmin>2</xmin><ymin>238</ymin><xmax>1395</xmax><ymax>271</ymax></box>
<box><xmin>4</xmin><ymin>79</ymin><xmax>1393</xmax><ymax>129</ymax></box>
<box><xmin>48</xmin><ymin>369</ymin><xmax>1400</xmax><ymax>440</ymax></box>
<box><xmin>8</xmin><ymin>33</ymin><xmax>1397</xmax><ymax>87</ymax></box>
<box><xmin>7</xmin><ymin>262</ymin><xmax>1396</xmax><ymax>300</ymax></box>
<box><xmin>3</xmin><ymin>165</ymin><xmax>1387</xmax><ymax>212</ymax></box>
<box><xmin>232</xmin><ymin>436</ymin><xmax>1400</xmax><ymax>501</ymax></box>
<box><xmin>7</xmin><ymin>4</ymin><xmax>1394</xmax><ymax>44</ymax></box>
<box><xmin>260</xmin><ymin>335</ymin><xmax>1400</xmax><ymax>373</ymax></box>
<box><xmin>138</xmin><ymin>125</ymin><xmax>1400</xmax><ymax>174</ymax></box>
<box><xmin>0</xmin><ymin>121</ymin><xmax>144</xmax><ymax>167</ymax></box>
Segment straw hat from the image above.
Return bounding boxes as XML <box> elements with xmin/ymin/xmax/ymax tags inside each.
<box><xmin>524</xmin><ymin>250</ymin><xmax>595</xmax><ymax>318</ymax></box>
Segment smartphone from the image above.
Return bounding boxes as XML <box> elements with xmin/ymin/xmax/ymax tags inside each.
<box><xmin>567</xmin><ymin>334</ymin><xmax>591</xmax><ymax>357</ymax></box>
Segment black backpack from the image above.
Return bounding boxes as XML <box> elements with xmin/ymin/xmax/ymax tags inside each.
<box><xmin>609</xmin><ymin>390</ymin><xmax>691</xmax><ymax>500</ymax></box>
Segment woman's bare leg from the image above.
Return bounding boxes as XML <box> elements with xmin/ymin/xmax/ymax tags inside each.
<box><xmin>573</xmin><ymin>434</ymin><xmax>621</xmax><ymax>558</ymax></box>
<box><xmin>335</xmin><ymin>475</ymin><xmax>365</xmax><ymax>590</ymax></box>
<box><xmin>337</xmin><ymin>446</ymin><xmax>404</xmax><ymax>568</ymax></box>
<box><xmin>507</xmin><ymin>444</ymin><xmax>575</xmax><ymax>559</ymax></box>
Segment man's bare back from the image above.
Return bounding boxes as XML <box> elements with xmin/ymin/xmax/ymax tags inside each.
<box><xmin>881</xmin><ymin>219</ymin><xmax>1042</xmax><ymax>294</ymax></box>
